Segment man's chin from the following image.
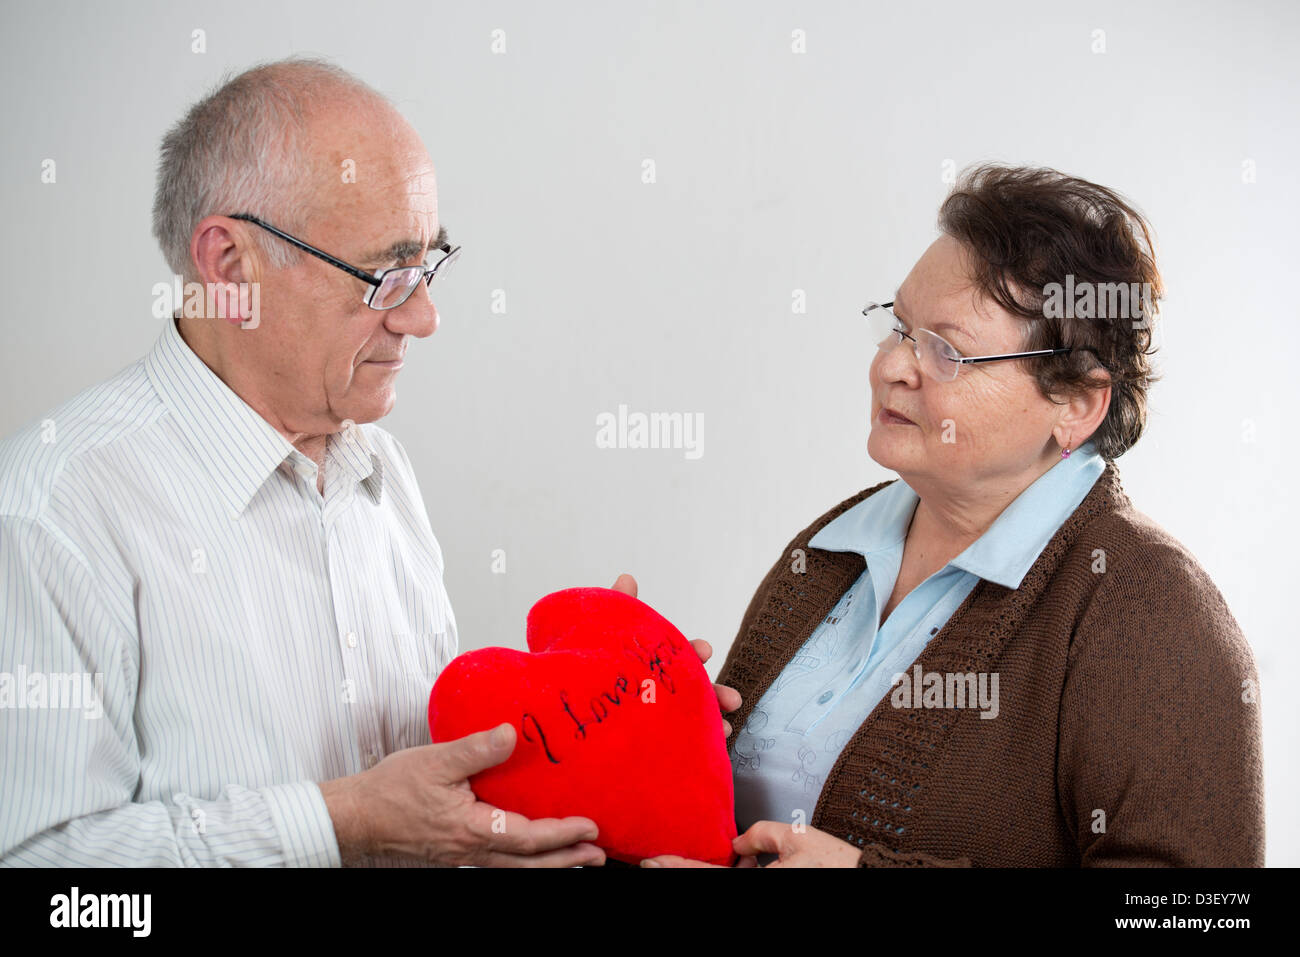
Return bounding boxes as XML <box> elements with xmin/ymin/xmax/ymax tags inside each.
<box><xmin>338</xmin><ymin>389</ymin><xmax>396</xmax><ymax>426</ymax></box>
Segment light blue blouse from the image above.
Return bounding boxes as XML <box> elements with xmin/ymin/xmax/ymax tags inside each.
<box><xmin>731</xmin><ymin>442</ymin><xmax>1105</xmax><ymax>831</ymax></box>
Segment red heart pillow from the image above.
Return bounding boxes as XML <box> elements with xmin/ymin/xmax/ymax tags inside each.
<box><xmin>427</xmin><ymin>587</ymin><xmax>737</xmax><ymax>865</ymax></box>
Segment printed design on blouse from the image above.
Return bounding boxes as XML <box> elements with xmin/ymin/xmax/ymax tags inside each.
<box><xmin>790</xmin><ymin>727</ymin><xmax>854</xmax><ymax>797</ymax></box>
<box><xmin>769</xmin><ymin>584</ymin><xmax>858</xmax><ymax>696</ymax></box>
<box><xmin>731</xmin><ymin>708</ymin><xmax>775</xmax><ymax>772</ymax></box>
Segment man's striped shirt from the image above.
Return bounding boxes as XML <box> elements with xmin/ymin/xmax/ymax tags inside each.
<box><xmin>0</xmin><ymin>315</ymin><xmax>457</xmax><ymax>866</ymax></box>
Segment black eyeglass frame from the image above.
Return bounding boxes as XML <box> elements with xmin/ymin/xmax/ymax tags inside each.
<box><xmin>864</xmin><ymin>300</ymin><xmax>1100</xmax><ymax>374</ymax></box>
<box><xmin>229</xmin><ymin>213</ymin><xmax>461</xmax><ymax>310</ymax></box>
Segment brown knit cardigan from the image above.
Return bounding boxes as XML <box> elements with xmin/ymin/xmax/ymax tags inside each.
<box><xmin>717</xmin><ymin>460</ymin><xmax>1265</xmax><ymax>867</ymax></box>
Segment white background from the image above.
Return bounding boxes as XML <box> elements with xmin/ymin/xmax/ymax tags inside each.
<box><xmin>1</xmin><ymin>0</ymin><xmax>1296</xmax><ymax>864</ymax></box>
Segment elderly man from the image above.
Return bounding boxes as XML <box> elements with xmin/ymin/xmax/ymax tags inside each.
<box><xmin>0</xmin><ymin>57</ymin><xmax>735</xmax><ymax>867</ymax></box>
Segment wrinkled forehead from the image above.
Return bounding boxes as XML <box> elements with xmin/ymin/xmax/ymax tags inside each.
<box><xmin>896</xmin><ymin>237</ymin><xmax>980</xmax><ymax>316</ymax></box>
<box><xmin>895</xmin><ymin>236</ymin><xmax>1025</xmax><ymax>349</ymax></box>
<box><xmin>300</xmin><ymin>98</ymin><xmax>439</xmax><ymax>255</ymax></box>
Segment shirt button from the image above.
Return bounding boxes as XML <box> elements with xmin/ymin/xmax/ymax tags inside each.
<box><xmin>818</xmin><ymin>691</ymin><xmax>834</xmax><ymax>704</ymax></box>
<box><xmin>365</xmin><ymin>752</ymin><xmax>379</xmax><ymax>768</ymax></box>
<box><xmin>345</xmin><ymin>631</ymin><xmax>358</xmax><ymax>649</ymax></box>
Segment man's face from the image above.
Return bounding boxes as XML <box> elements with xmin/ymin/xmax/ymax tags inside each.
<box><xmin>240</xmin><ymin>98</ymin><xmax>442</xmax><ymax>435</ymax></box>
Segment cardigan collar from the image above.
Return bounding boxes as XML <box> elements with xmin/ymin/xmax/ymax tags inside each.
<box><xmin>719</xmin><ymin>457</ymin><xmax>1130</xmax><ymax>849</ymax></box>
<box><xmin>808</xmin><ymin>441</ymin><xmax>1106</xmax><ymax>590</ymax></box>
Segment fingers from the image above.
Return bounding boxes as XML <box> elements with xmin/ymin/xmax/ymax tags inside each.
<box><xmin>690</xmin><ymin>638</ymin><xmax>713</xmax><ymax>665</ymax></box>
<box><xmin>639</xmin><ymin>855</ymin><xmax>724</xmax><ymax>868</ymax></box>
<box><xmin>732</xmin><ymin>820</ymin><xmax>788</xmax><ymax>858</ymax></box>
<box><xmin>432</xmin><ymin>723</ymin><xmax>518</xmax><ymax>782</ymax></box>
<box><xmin>714</xmin><ymin>682</ymin><xmax>741</xmax><ymax>712</ymax></box>
<box><xmin>470</xmin><ymin>807</ymin><xmax>601</xmax><ymax>857</ymax></box>
<box><xmin>736</xmin><ymin>854</ymin><xmax>761</xmax><ymax>868</ymax></box>
<box><xmin>714</xmin><ymin>681</ymin><xmax>741</xmax><ymax>737</ymax></box>
<box><xmin>688</xmin><ymin>640</ymin><xmax>740</xmax><ymax>714</ymax></box>
<box><xmin>610</xmin><ymin>574</ymin><xmax>638</xmax><ymax>597</ymax></box>
<box><xmin>692</xmin><ymin>640</ymin><xmax>742</xmax><ymax>732</ymax></box>
<box><xmin>481</xmin><ymin>841</ymin><xmax>607</xmax><ymax>868</ymax></box>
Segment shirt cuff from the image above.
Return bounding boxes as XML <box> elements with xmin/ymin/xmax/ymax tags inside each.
<box><xmin>261</xmin><ymin>781</ymin><xmax>343</xmax><ymax>868</ymax></box>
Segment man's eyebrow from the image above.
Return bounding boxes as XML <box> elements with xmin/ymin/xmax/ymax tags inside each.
<box><xmin>360</xmin><ymin>224</ymin><xmax>449</xmax><ymax>267</ymax></box>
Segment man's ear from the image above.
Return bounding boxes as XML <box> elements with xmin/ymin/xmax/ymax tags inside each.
<box><xmin>189</xmin><ymin>216</ymin><xmax>262</xmax><ymax>328</ymax></box>
<box><xmin>190</xmin><ymin>215</ymin><xmax>254</xmax><ymax>284</ymax></box>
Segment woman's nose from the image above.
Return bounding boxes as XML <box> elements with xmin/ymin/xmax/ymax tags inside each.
<box><xmin>875</xmin><ymin>337</ymin><xmax>922</xmax><ymax>384</ymax></box>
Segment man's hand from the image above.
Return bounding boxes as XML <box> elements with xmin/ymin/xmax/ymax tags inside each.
<box><xmin>319</xmin><ymin>723</ymin><xmax>605</xmax><ymax>867</ymax></box>
<box><xmin>643</xmin><ymin>822</ymin><xmax>862</xmax><ymax>868</ymax></box>
<box><xmin>610</xmin><ymin>574</ymin><xmax>742</xmax><ymax>736</ymax></box>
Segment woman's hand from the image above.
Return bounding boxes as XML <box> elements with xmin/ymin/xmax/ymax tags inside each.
<box><xmin>642</xmin><ymin>822</ymin><xmax>863</xmax><ymax>868</ymax></box>
<box><xmin>610</xmin><ymin>574</ymin><xmax>743</xmax><ymax>736</ymax></box>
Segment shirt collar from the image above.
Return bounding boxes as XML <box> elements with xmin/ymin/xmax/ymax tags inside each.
<box><xmin>330</xmin><ymin>421</ymin><xmax>385</xmax><ymax>506</ymax></box>
<box><xmin>145</xmin><ymin>315</ymin><xmax>384</xmax><ymax>517</ymax></box>
<box><xmin>809</xmin><ymin>477</ymin><xmax>917</xmax><ymax>558</ymax></box>
<box><xmin>809</xmin><ymin>441</ymin><xmax>1106</xmax><ymax>590</ymax></box>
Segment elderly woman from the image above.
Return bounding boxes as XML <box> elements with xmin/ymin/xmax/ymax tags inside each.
<box><xmin>648</xmin><ymin>164</ymin><xmax>1264</xmax><ymax>868</ymax></box>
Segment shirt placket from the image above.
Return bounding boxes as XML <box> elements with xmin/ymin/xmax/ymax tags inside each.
<box><xmin>786</xmin><ymin>576</ymin><xmax>879</xmax><ymax>734</ymax></box>
<box><xmin>293</xmin><ymin>444</ymin><xmax>382</xmax><ymax>776</ymax></box>
<box><xmin>331</xmin><ymin>441</ymin><xmax>386</xmax><ymax>774</ymax></box>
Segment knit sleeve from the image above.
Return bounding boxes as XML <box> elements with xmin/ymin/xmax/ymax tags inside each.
<box><xmin>1056</xmin><ymin>539</ymin><xmax>1265</xmax><ymax>866</ymax></box>
<box><xmin>855</xmin><ymin>844</ymin><xmax>972</xmax><ymax>867</ymax></box>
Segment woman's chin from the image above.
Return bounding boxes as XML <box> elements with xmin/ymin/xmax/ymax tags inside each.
<box><xmin>867</xmin><ymin>426</ymin><xmax>920</xmax><ymax>473</ymax></box>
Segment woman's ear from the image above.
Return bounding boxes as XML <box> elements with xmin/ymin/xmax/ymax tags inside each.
<box><xmin>1055</xmin><ymin>369</ymin><xmax>1112</xmax><ymax>449</ymax></box>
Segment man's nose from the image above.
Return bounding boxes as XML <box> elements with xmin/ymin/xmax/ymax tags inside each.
<box><xmin>385</xmin><ymin>282</ymin><xmax>439</xmax><ymax>338</ymax></box>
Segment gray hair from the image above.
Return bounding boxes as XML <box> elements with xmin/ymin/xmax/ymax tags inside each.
<box><xmin>152</xmin><ymin>56</ymin><xmax>390</xmax><ymax>280</ymax></box>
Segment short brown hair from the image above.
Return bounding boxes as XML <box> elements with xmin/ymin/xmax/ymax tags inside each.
<box><xmin>938</xmin><ymin>164</ymin><xmax>1163</xmax><ymax>461</ymax></box>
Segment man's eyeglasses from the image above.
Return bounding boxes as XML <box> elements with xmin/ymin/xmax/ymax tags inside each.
<box><xmin>864</xmin><ymin>301</ymin><xmax>1086</xmax><ymax>383</ymax></box>
<box><xmin>230</xmin><ymin>214</ymin><xmax>462</xmax><ymax>310</ymax></box>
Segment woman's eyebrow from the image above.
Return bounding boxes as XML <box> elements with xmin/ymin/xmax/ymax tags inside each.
<box><xmin>893</xmin><ymin>291</ymin><xmax>975</xmax><ymax>344</ymax></box>
<box><xmin>933</xmin><ymin>321</ymin><xmax>975</xmax><ymax>345</ymax></box>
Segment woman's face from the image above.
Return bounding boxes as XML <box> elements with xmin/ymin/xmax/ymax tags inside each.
<box><xmin>867</xmin><ymin>235</ymin><xmax>1065</xmax><ymax>492</ymax></box>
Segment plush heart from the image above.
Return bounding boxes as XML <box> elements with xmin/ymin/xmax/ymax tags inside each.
<box><xmin>427</xmin><ymin>587</ymin><xmax>737</xmax><ymax>865</ymax></box>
